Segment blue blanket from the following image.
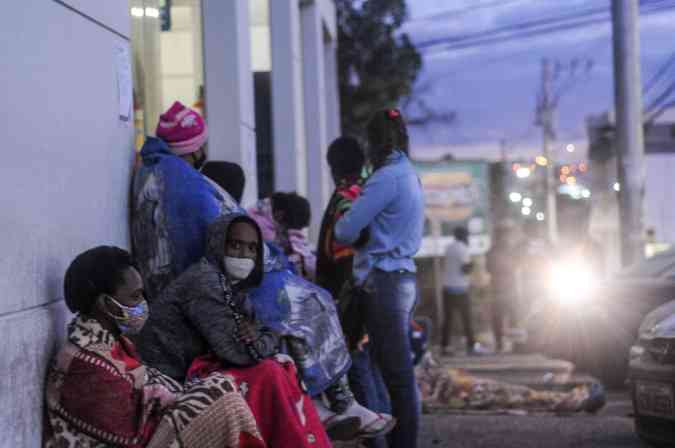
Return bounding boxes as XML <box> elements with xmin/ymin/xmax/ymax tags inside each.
<box><xmin>132</xmin><ymin>140</ymin><xmax>350</xmax><ymax>395</ymax></box>
<box><xmin>131</xmin><ymin>137</ymin><xmax>241</xmax><ymax>300</ymax></box>
<box><xmin>250</xmin><ymin>244</ymin><xmax>352</xmax><ymax>396</ymax></box>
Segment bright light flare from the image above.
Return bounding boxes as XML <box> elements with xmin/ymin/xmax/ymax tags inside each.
<box><xmin>536</xmin><ymin>156</ymin><xmax>548</xmax><ymax>166</ymax></box>
<box><xmin>516</xmin><ymin>167</ymin><xmax>531</xmax><ymax>178</ymax></box>
<box><xmin>613</xmin><ymin>182</ymin><xmax>621</xmax><ymax>192</ymax></box>
<box><xmin>536</xmin><ymin>212</ymin><xmax>545</xmax><ymax>221</ymax></box>
<box><xmin>522</xmin><ymin>197</ymin><xmax>533</xmax><ymax>207</ymax></box>
<box><xmin>566</xmin><ymin>144</ymin><xmax>576</xmax><ymax>153</ymax></box>
<box><xmin>548</xmin><ymin>260</ymin><xmax>595</xmax><ymax>306</ymax></box>
<box><xmin>509</xmin><ymin>192</ymin><xmax>522</xmax><ymax>202</ymax></box>
<box><xmin>521</xmin><ymin>206</ymin><xmax>531</xmax><ymax>216</ymax></box>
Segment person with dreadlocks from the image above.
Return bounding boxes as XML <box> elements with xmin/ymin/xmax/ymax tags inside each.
<box><xmin>335</xmin><ymin>109</ymin><xmax>425</xmax><ymax>448</ymax></box>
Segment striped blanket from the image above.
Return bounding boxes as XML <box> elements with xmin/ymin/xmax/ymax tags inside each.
<box><xmin>44</xmin><ymin>316</ymin><xmax>263</xmax><ymax>448</ymax></box>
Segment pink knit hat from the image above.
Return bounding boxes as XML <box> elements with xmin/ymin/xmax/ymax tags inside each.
<box><xmin>156</xmin><ymin>101</ymin><xmax>208</xmax><ymax>156</ymax></box>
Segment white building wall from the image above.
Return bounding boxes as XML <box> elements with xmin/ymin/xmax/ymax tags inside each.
<box><xmin>301</xmin><ymin>2</ymin><xmax>330</xmax><ymax>240</ymax></box>
<box><xmin>0</xmin><ymin>1</ymin><xmax>134</xmax><ymax>445</ymax></box>
<box><xmin>270</xmin><ymin>0</ymin><xmax>308</xmax><ymax>196</ymax></box>
<box><xmin>644</xmin><ymin>155</ymin><xmax>675</xmax><ymax>243</ymax></box>
<box><xmin>270</xmin><ymin>0</ymin><xmax>338</xmax><ymax>239</ymax></box>
<box><xmin>202</xmin><ymin>0</ymin><xmax>258</xmax><ymax>205</ymax></box>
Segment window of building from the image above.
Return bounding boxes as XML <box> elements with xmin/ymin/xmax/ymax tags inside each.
<box><xmin>130</xmin><ymin>0</ymin><xmax>204</xmax><ymax>150</ymax></box>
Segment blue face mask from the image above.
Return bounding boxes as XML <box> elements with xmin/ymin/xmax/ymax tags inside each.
<box><xmin>103</xmin><ymin>295</ymin><xmax>149</xmax><ymax>335</ymax></box>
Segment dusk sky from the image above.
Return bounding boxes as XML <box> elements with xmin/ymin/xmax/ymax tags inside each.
<box><xmin>401</xmin><ymin>0</ymin><xmax>675</xmax><ymax>163</ymax></box>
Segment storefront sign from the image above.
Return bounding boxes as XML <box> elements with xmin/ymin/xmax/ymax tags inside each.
<box><xmin>414</xmin><ymin>159</ymin><xmax>492</xmax><ymax>256</ymax></box>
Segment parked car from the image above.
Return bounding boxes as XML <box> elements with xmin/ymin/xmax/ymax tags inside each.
<box><xmin>629</xmin><ymin>300</ymin><xmax>675</xmax><ymax>447</ymax></box>
<box><xmin>526</xmin><ymin>249</ymin><xmax>675</xmax><ymax>388</ymax></box>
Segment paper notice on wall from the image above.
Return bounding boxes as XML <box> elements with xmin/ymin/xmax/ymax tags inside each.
<box><xmin>115</xmin><ymin>45</ymin><xmax>132</xmax><ymax>122</ymax></box>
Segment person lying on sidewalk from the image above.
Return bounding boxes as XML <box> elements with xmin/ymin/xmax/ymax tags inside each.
<box><xmin>44</xmin><ymin>246</ymin><xmax>265</xmax><ymax>448</ymax></box>
<box><xmin>416</xmin><ymin>356</ymin><xmax>606</xmax><ymax>414</ymax></box>
<box><xmin>137</xmin><ymin>214</ymin><xmax>334</xmax><ymax>446</ymax></box>
<box><xmin>248</xmin><ymin>192</ymin><xmax>317</xmax><ymax>281</ymax></box>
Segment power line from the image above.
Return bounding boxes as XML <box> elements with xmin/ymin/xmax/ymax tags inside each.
<box><xmin>645</xmin><ymin>77</ymin><xmax>675</xmax><ymax>114</ymax></box>
<box><xmin>421</xmin><ymin>1</ymin><xmax>675</xmax><ymax>53</ymax></box>
<box><xmin>643</xmin><ymin>49</ymin><xmax>675</xmax><ymax>96</ymax></box>
<box><xmin>415</xmin><ymin>4</ymin><xmax>610</xmax><ymax>50</ymax></box>
<box><xmin>419</xmin><ymin>1</ymin><xmax>675</xmax><ymax>55</ymax></box>
<box><xmin>405</xmin><ymin>0</ymin><xmax>526</xmax><ymax>25</ymax></box>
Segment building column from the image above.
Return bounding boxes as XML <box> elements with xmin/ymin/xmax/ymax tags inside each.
<box><xmin>202</xmin><ymin>0</ymin><xmax>258</xmax><ymax>205</ymax></box>
<box><xmin>270</xmin><ymin>0</ymin><xmax>307</xmax><ymax>196</ymax></box>
<box><xmin>301</xmin><ymin>1</ymin><xmax>330</xmax><ymax>240</ymax></box>
<box><xmin>324</xmin><ymin>33</ymin><xmax>341</xmax><ymax>145</ymax></box>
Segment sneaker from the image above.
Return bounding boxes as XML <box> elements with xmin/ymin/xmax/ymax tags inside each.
<box><xmin>341</xmin><ymin>401</ymin><xmax>396</xmax><ymax>439</ymax></box>
<box><xmin>312</xmin><ymin>398</ymin><xmax>361</xmax><ymax>441</ymax></box>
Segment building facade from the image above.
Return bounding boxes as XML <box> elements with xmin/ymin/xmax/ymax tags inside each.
<box><xmin>0</xmin><ymin>1</ymin><xmax>339</xmax><ymax>445</ymax></box>
<box><xmin>587</xmin><ymin>112</ymin><xmax>675</xmax><ymax>271</ymax></box>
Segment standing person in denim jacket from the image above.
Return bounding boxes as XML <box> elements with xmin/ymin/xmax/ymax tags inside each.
<box><xmin>335</xmin><ymin>109</ymin><xmax>425</xmax><ymax>448</ymax></box>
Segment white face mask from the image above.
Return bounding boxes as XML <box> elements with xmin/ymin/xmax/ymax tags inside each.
<box><xmin>224</xmin><ymin>256</ymin><xmax>255</xmax><ymax>281</ymax></box>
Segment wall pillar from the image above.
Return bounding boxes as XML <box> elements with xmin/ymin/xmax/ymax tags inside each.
<box><xmin>202</xmin><ymin>0</ymin><xmax>258</xmax><ymax>205</ymax></box>
<box><xmin>301</xmin><ymin>1</ymin><xmax>330</xmax><ymax>240</ymax></box>
<box><xmin>270</xmin><ymin>0</ymin><xmax>307</xmax><ymax>196</ymax></box>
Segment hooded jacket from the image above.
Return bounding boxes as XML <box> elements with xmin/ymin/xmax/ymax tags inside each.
<box><xmin>138</xmin><ymin>213</ymin><xmax>278</xmax><ymax>381</ymax></box>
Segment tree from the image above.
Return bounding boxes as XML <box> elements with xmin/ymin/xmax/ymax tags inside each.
<box><xmin>336</xmin><ymin>0</ymin><xmax>422</xmax><ymax>139</ymax></box>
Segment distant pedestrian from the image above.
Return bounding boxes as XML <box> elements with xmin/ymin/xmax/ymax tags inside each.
<box><xmin>335</xmin><ymin>108</ymin><xmax>425</xmax><ymax>448</ymax></box>
<box><xmin>442</xmin><ymin>226</ymin><xmax>476</xmax><ymax>356</ymax></box>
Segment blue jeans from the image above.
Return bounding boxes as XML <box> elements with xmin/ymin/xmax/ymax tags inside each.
<box><xmin>349</xmin><ymin>346</ymin><xmax>391</xmax><ymax>448</ymax></box>
<box><xmin>365</xmin><ymin>269</ymin><xmax>420</xmax><ymax>448</ymax></box>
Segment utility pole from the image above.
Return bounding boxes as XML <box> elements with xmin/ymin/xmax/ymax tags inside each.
<box><xmin>537</xmin><ymin>58</ymin><xmax>558</xmax><ymax>244</ymax></box>
<box><xmin>611</xmin><ymin>0</ymin><xmax>646</xmax><ymax>266</ymax></box>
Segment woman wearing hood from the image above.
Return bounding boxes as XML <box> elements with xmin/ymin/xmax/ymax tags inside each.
<box><xmin>138</xmin><ymin>213</ymin><xmax>331</xmax><ymax>447</ymax></box>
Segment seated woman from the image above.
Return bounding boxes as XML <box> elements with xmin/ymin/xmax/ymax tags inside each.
<box><xmin>138</xmin><ymin>213</ymin><xmax>333</xmax><ymax>447</ymax></box>
<box><xmin>44</xmin><ymin>246</ymin><xmax>264</xmax><ymax>448</ymax></box>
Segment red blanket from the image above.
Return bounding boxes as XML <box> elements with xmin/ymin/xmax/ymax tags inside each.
<box><xmin>188</xmin><ymin>356</ymin><xmax>331</xmax><ymax>448</ymax></box>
